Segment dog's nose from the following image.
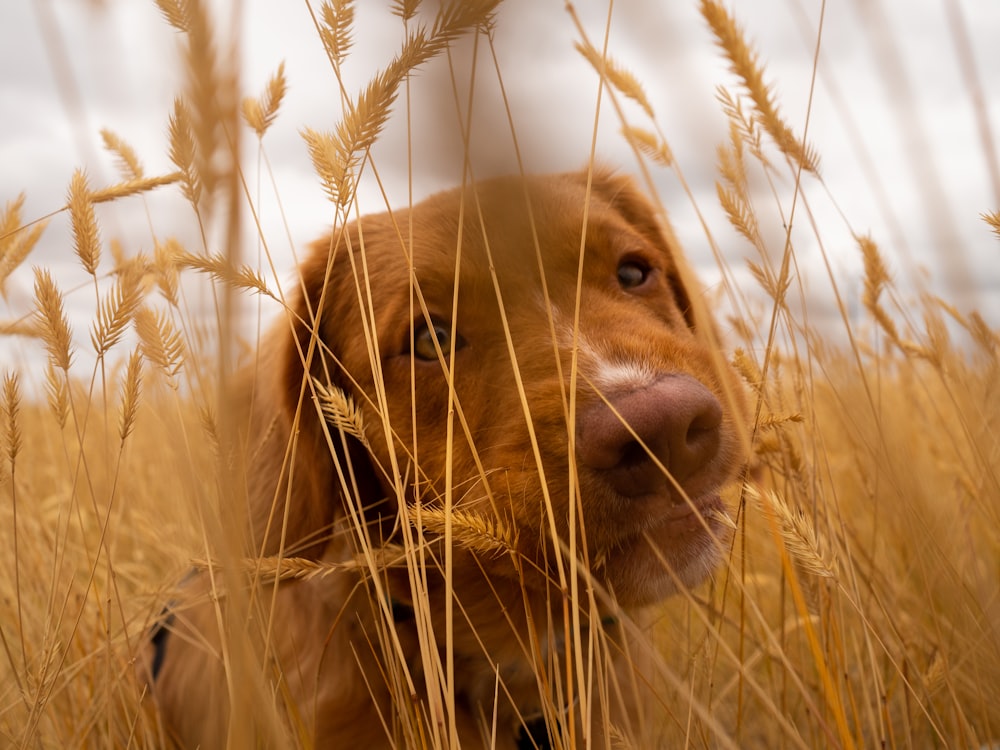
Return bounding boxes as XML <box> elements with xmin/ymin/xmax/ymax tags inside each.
<box><xmin>576</xmin><ymin>374</ymin><xmax>722</xmax><ymax>500</ymax></box>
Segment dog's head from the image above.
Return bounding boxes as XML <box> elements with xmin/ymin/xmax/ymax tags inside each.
<box><xmin>273</xmin><ymin>169</ymin><xmax>748</xmax><ymax>606</ymax></box>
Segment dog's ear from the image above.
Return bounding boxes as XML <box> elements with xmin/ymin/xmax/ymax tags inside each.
<box><xmin>257</xmin><ymin>224</ymin><xmax>385</xmax><ymax>559</ymax></box>
<box><xmin>586</xmin><ymin>169</ymin><xmax>700</xmax><ymax>331</ymax></box>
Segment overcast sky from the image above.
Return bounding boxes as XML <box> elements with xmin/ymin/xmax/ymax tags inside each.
<box><xmin>1</xmin><ymin>0</ymin><xmax>998</xmax><ymax>376</ymax></box>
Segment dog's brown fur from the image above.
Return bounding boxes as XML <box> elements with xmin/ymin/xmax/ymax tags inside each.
<box><xmin>145</xmin><ymin>169</ymin><xmax>748</xmax><ymax>747</ymax></box>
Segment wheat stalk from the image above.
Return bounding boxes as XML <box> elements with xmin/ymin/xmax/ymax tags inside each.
<box><xmin>717</xmin><ymin>121</ymin><xmax>748</xmax><ymax>190</ymax></box>
<box><xmin>732</xmin><ymin>347</ymin><xmax>763</xmax><ymax>393</ymax></box>
<box><xmin>717</xmin><ymin>181</ymin><xmax>762</xmax><ymax>251</ymax></box>
<box><xmin>318</xmin><ymin>0</ymin><xmax>355</xmax><ymax>69</ymax></box>
<box><xmin>621</xmin><ymin>125</ymin><xmax>673</xmax><ymax>167</ymax></box>
<box><xmin>90</xmin><ymin>270</ymin><xmax>144</xmax><ymax>358</ymax></box>
<box><xmin>1</xmin><ymin>196</ymin><xmax>48</xmax><ymax>300</ymax></box>
<box><xmin>981</xmin><ymin>210</ymin><xmax>1000</xmax><ymax>239</ymax></box>
<box><xmin>716</xmin><ymin>119</ymin><xmax>767</xmax><ymax>254</ymax></box>
<box><xmin>858</xmin><ymin>234</ymin><xmax>904</xmax><ymax>348</ymax></box>
<box><xmin>241</xmin><ymin>61</ymin><xmax>287</xmax><ymax>139</ymax></box>
<box><xmin>44</xmin><ymin>363</ymin><xmax>70</xmax><ymax>429</ymax></box>
<box><xmin>716</xmin><ymin>86</ymin><xmax>769</xmax><ymax>166</ymax></box>
<box><xmin>89</xmin><ymin>173</ymin><xmax>183</xmax><ymax>205</ymax></box>
<box><xmin>173</xmin><ymin>249</ymin><xmax>275</xmax><ymax>299</ymax></box>
<box><xmin>747</xmin><ymin>485</ymin><xmax>837</xmax><ymax>579</ymax></box>
<box><xmin>118</xmin><ymin>350</ymin><xmax>143</xmax><ymax>441</ymax></box>
<box><xmin>190</xmin><ymin>546</ymin><xmax>409</xmax><ymax>583</ymax></box>
<box><xmin>412</xmin><ymin>506</ymin><xmax>519</xmax><ymax>558</ymax></box>
<box><xmin>67</xmin><ymin>169</ymin><xmax>101</xmax><ymax>276</ymax></box>
<box><xmin>305</xmin><ymin>0</ymin><xmax>501</xmax><ymax>205</ymax></box>
<box><xmin>153</xmin><ymin>238</ymin><xmax>182</xmax><ymax>307</ymax></box>
<box><xmin>175</xmin><ymin>0</ymin><xmax>226</xmax><ymax>202</ymax></box>
<box><xmin>198</xmin><ymin>405</ymin><xmax>221</xmax><ymax>459</ymax></box>
<box><xmin>700</xmin><ymin>0</ymin><xmax>819</xmax><ymax>174</ymax></box>
<box><xmin>0</xmin><ymin>193</ymin><xmax>27</xmax><ymax>240</ymax></box>
<box><xmin>314</xmin><ymin>381</ymin><xmax>367</xmax><ymax>443</ymax></box>
<box><xmin>2</xmin><ymin>373</ymin><xmax>21</xmax><ymax>464</ymax></box>
<box><xmin>710</xmin><ymin>506</ymin><xmax>739</xmax><ymax>531</ymax></box>
<box><xmin>391</xmin><ymin>0</ymin><xmax>419</xmax><ymax>22</ymax></box>
<box><xmin>168</xmin><ymin>97</ymin><xmax>202</xmax><ymax>206</ymax></box>
<box><xmin>134</xmin><ymin>307</ymin><xmax>185</xmax><ymax>385</ymax></box>
<box><xmin>575</xmin><ymin>39</ymin><xmax>655</xmax><ymax>119</ymax></box>
<box><xmin>966</xmin><ymin>311</ymin><xmax>998</xmax><ymax>356</ymax></box>
<box><xmin>757</xmin><ymin>412</ymin><xmax>805</xmax><ymax>430</ymax></box>
<box><xmin>154</xmin><ymin>0</ymin><xmax>188</xmax><ymax>31</ymax></box>
<box><xmin>32</xmin><ymin>268</ymin><xmax>74</xmax><ymax>371</ymax></box>
<box><xmin>746</xmin><ymin>258</ymin><xmax>789</xmax><ymax>303</ymax></box>
<box><xmin>0</xmin><ymin>319</ymin><xmax>40</xmax><ymax>337</ymax></box>
<box><xmin>100</xmin><ymin>129</ymin><xmax>144</xmax><ymax>179</ymax></box>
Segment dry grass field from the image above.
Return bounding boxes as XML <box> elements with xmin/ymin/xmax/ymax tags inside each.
<box><xmin>1</xmin><ymin>0</ymin><xmax>998</xmax><ymax>747</ymax></box>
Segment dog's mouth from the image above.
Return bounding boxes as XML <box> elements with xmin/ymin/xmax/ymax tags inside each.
<box><xmin>660</xmin><ymin>491</ymin><xmax>725</xmax><ymax>529</ymax></box>
<box><xmin>588</xmin><ymin>490</ymin><xmax>731</xmax><ymax>605</ymax></box>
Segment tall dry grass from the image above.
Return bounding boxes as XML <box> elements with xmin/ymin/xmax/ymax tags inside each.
<box><xmin>1</xmin><ymin>0</ymin><xmax>998</xmax><ymax>747</ymax></box>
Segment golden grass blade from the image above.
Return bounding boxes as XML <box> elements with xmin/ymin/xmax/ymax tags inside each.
<box><xmin>43</xmin><ymin>362</ymin><xmax>69</xmax><ymax>429</ymax></box>
<box><xmin>757</xmin><ymin>412</ymin><xmax>805</xmax><ymax>430</ymax></box>
<box><xmin>716</xmin><ymin>85</ymin><xmax>769</xmax><ymax>165</ymax></box>
<box><xmin>0</xmin><ymin>319</ymin><xmax>40</xmax><ymax>337</ymax></box>
<box><xmin>732</xmin><ymin>348</ymin><xmax>763</xmax><ymax>393</ymax></box>
<box><xmin>981</xmin><ymin>210</ymin><xmax>1000</xmax><ymax>239</ymax></box>
<box><xmin>746</xmin><ymin>258</ymin><xmax>789</xmax><ymax>304</ymax></box>
<box><xmin>134</xmin><ymin>307</ymin><xmax>185</xmax><ymax>386</ymax></box>
<box><xmin>2</xmin><ymin>372</ymin><xmax>22</xmax><ymax>464</ymax></box>
<box><xmin>0</xmin><ymin>206</ymin><xmax>47</xmax><ymax>301</ymax></box>
<box><xmin>314</xmin><ymin>381</ymin><xmax>367</xmax><ymax>443</ymax></box>
<box><xmin>621</xmin><ymin>125</ymin><xmax>673</xmax><ymax>167</ymax></box>
<box><xmin>32</xmin><ymin>268</ymin><xmax>74</xmax><ymax>371</ymax></box>
<box><xmin>412</xmin><ymin>507</ymin><xmax>519</xmax><ymax>558</ymax></box>
<box><xmin>118</xmin><ymin>350</ymin><xmax>143</xmax><ymax>441</ymax></box>
<box><xmin>172</xmin><ymin>249</ymin><xmax>275</xmax><ymax>299</ymax></box>
<box><xmin>191</xmin><ymin>547</ymin><xmax>409</xmax><ymax>583</ymax></box>
<box><xmin>305</xmin><ymin>0</ymin><xmax>502</xmax><ymax>205</ymax></box>
<box><xmin>746</xmin><ymin>485</ymin><xmax>837</xmax><ymax>579</ymax></box>
<box><xmin>178</xmin><ymin>0</ymin><xmax>225</xmax><ymax>202</ymax></box>
<box><xmin>710</xmin><ymin>506</ymin><xmax>739</xmax><ymax>531</ymax></box>
<box><xmin>154</xmin><ymin>238</ymin><xmax>182</xmax><ymax>307</ymax></box>
<box><xmin>100</xmin><ymin>129</ymin><xmax>144</xmax><ymax>180</ymax></box>
<box><xmin>90</xmin><ymin>270</ymin><xmax>144</xmax><ymax>358</ymax></box>
<box><xmin>700</xmin><ymin>0</ymin><xmax>819</xmax><ymax>174</ymax></box>
<box><xmin>0</xmin><ymin>194</ymin><xmax>26</xmax><ymax>240</ymax></box>
<box><xmin>89</xmin><ymin>172</ymin><xmax>183</xmax><ymax>204</ymax></box>
<box><xmin>965</xmin><ymin>311</ymin><xmax>999</xmax><ymax>356</ymax></box>
<box><xmin>67</xmin><ymin>169</ymin><xmax>100</xmax><ymax>276</ymax></box>
<box><xmin>168</xmin><ymin>97</ymin><xmax>202</xmax><ymax>206</ymax></box>
<box><xmin>301</xmin><ymin>127</ymin><xmax>352</xmax><ymax>205</ymax></box>
<box><xmin>575</xmin><ymin>40</ymin><xmax>656</xmax><ymax>120</ymax></box>
<box><xmin>390</xmin><ymin>0</ymin><xmax>419</xmax><ymax>22</ymax></box>
<box><xmin>858</xmin><ymin>234</ymin><xmax>903</xmax><ymax>347</ymax></box>
<box><xmin>319</xmin><ymin>1</ymin><xmax>355</xmax><ymax>68</ymax></box>
<box><xmin>716</xmin><ymin>181</ymin><xmax>761</xmax><ymax>250</ymax></box>
<box><xmin>154</xmin><ymin>0</ymin><xmax>188</xmax><ymax>32</ymax></box>
<box><xmin>242</xmin><ymin>61</ymin><xmax>287</xmax><ymax>138</ymax></box>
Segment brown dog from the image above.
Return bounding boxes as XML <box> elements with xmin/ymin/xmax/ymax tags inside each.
<box><xmin>144</xmin><ymin>169</ymin><xmax>748</xmax><ymax>748</ymax></box>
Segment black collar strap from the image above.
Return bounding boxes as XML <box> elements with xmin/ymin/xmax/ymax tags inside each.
<box><xmin>148</xmin><ymin>608</ymin><xmax>175</xmax><ymax>682</ymax></box>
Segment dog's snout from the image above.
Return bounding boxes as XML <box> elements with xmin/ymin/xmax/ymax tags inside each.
<box><xmin>576</xmin><ymin>374</ymin><xmax>723</xmax><ymax>499</ymax></box>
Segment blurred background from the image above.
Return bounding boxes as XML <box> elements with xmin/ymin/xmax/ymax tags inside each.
<box><xmin>1</xmin><ymin>0</ymin><xmax>998</xmax><ymax>372</ymax></box>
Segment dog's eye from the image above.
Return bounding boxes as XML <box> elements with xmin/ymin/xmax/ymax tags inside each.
<box><xmin>412</xmin><ymin>323</ymin><xmax>460</xmax><ymax>361</ymax></box>
<box><xmin>617</xmin><ymin>260</ymin><xmax>652</xmax><ymax>289</ymax></box>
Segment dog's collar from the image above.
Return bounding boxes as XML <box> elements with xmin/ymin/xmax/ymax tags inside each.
<box><xmin>149</xmin><ymin>592</ymin><xmax>613</xmax><ymax>748</ymax></box>
<box><xmin>148</xmin><ymin>609</ymin><xmax>175</xmax><ymax>682</ymax></box>
<box><xmin>516</xmin><ymin>714</ymin><xmax>552</xmax><ymax>750</ymax></box>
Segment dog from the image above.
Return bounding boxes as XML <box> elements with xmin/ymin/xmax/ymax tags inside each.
<box><xmin>142</xmin><ymin>168</ymin><xmax>749</xmax><ymax>748</ymax></box>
